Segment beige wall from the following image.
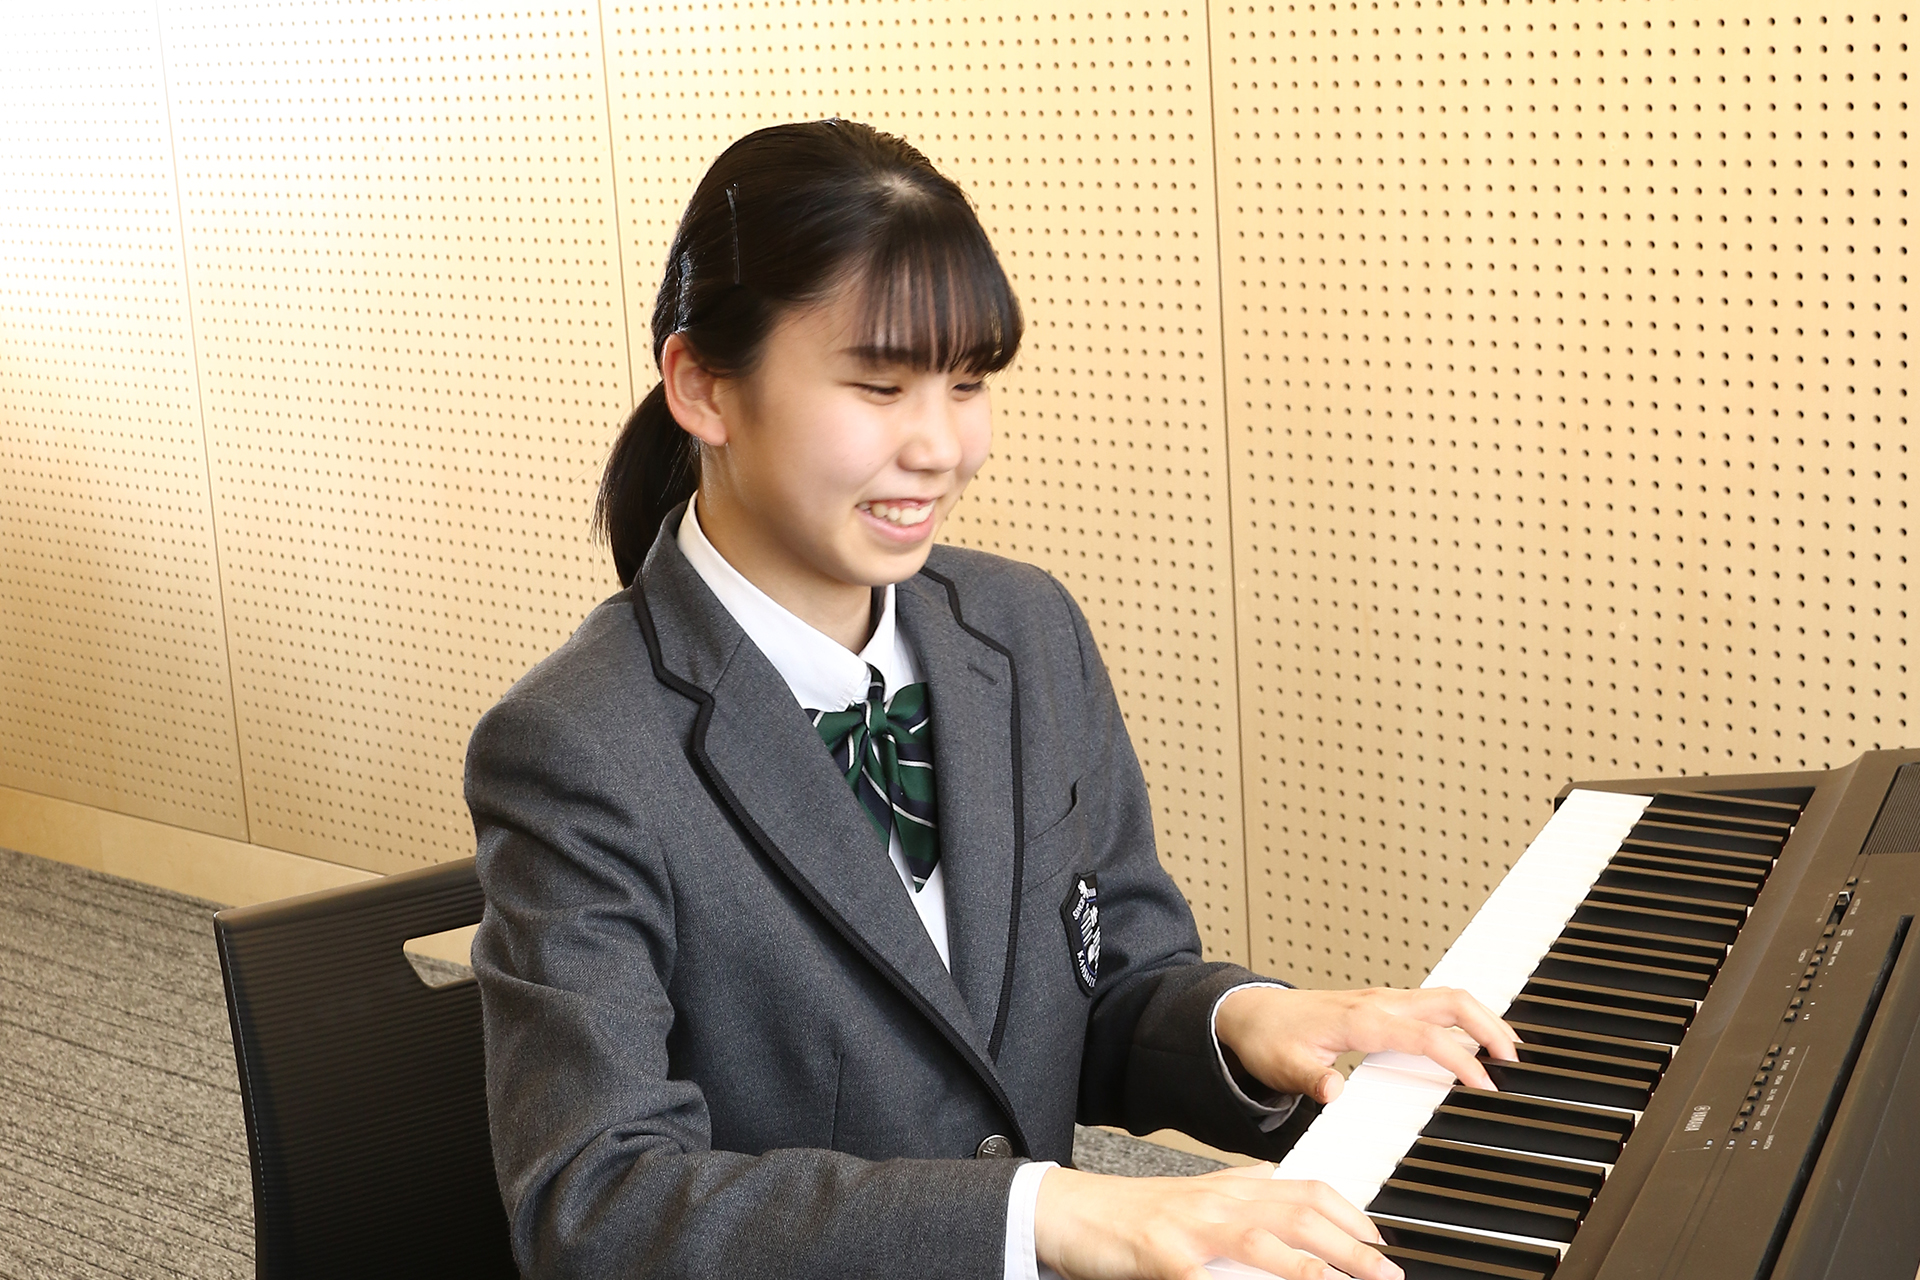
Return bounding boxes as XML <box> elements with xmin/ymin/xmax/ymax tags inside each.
<box><xmin>1</xmin><ymin>0</ymin><xmax>1909</xmax><ymax>982</ymax></box>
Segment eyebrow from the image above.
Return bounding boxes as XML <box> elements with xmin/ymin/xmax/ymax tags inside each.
<box><xmin>838</xmin><ymin>344</ymin><xmax>921</xmax><ymax>369</ymax></box>
<box><xmin>838</xmin><ymin>344</ymin><xmax>988</xmax><ymax>376</ymax></box>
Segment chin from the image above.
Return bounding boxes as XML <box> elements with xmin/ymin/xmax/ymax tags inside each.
<box><xmin>846</xmin><ymin>541</ymin><xmax>937</xmax><ymax>588</ymax></box>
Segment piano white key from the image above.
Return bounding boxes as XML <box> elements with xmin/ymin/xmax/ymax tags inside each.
<box><xmin>1203</xmin><ymin>790</ymin><xmax>1655</xmax><ymax>1280</ymax></box>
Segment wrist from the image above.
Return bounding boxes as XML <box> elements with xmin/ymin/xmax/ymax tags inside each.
<box><xmin>1032</xmin><ymin>1165</ymin><xmax>1098</xmax><ymax>1273</ymax></box>
<box><xmin>1214</xmin><ymin>983</ymin><xmax>1280</xmax><ymax>1055</ymax></box>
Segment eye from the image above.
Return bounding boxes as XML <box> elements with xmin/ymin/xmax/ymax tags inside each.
<box><xmin>856</xmin><ymin>382</ymin><xmax>902</xmax><ymax>397</ymax></box>
<box><xmin>952</xmin><ymin>379</ymin><xmax>987</xmax><ymax>396</ymax></box>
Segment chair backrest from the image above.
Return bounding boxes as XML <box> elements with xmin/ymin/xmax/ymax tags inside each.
<box><xmin>214</xmin><ymin>858</ymin><xmax>518</xmax><ymax>1279</ymax></box>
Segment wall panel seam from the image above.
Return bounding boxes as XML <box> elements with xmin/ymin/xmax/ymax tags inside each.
<box><xmin>150</xmin><ymin>0</ymin><xmax>253</xmax><ymax>843</ymax></box>
<box><xmin>1200</xmin><ymin>0</ymin><xmax>1255</xmax><ymax>972</ymax></box>
<box><xmin>594</xmin><ymin>0</ymin><xmax>638</xmax><ymax>412</ymax></box>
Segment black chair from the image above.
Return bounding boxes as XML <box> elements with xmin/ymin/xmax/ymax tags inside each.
<box><xmin>213</xmin><ymin>858</ymin><xmax>519</xmax><ymax>1279</ymax></box>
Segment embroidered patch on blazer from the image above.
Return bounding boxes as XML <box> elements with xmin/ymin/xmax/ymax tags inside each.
<box><xmin>1060</xmin><ymin>873</ymin><xmax>1101</xmax><ymax>994</ymax></box>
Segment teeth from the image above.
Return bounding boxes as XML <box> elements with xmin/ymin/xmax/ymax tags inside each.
<box><xmin>859</xmin><ymin>500</ymin><xmax>934</xmax><ymax>526</ymax></box>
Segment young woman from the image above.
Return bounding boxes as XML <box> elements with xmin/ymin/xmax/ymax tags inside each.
<box><xmin>466</xmin><ymin>119</ymin><xmax>1516</xmax><ymax>1280</ymax></box>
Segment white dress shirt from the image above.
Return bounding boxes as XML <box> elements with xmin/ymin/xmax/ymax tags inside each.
<box><xmin>676</xmin><ymin>502</ymin><xmax>1289</xmax><ymax>1280</ymax></box>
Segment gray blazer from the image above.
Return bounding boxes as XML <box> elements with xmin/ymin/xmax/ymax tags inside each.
<box><xmin>467</xmin><ymin>512</ymin><xmax>1316</xmax><ymax>1280</ymax></box>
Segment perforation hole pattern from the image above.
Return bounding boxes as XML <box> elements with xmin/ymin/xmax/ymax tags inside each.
<box><xmin>163</xmin><ymin>0</ymin><xmax>629</xmax><ymax>867</ymax></box>
<box><xmin>1</xmin><ymin>0</ymin><xmax>1910</xmax><ymax>989</ymax></box>
<box><xmin>1215</xmin><ymin>0</ymin><xmax>1912</xmax><ymax>986</ymax></box>
<box><xmin>0</xmin><ymin>1</ymin><xmax>245</xmax><ymax>835</ymax></box>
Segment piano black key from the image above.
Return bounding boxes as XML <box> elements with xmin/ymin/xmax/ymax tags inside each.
<box><xmin>1403</xmin><ymin>1136</ymin><xmax>1606</xmax><ymax>1197</ymax></box>
<box><xmin>1393</xmin><ymin>1156</ymin><xmax>1595</xmax><ymax>1213</ymax></box>
<box><xmin>1373</xmin><ymin>1217</ymin><xmax>1563</xmax><ymax>1280</ymax></box>
<box><xmin>1583</xmin><ymin>883</ymin><xmax>1749</xmax><ymax>925</ymax></box>
<box><xmin>1595</xmin><ymin>863</ymin><xmax>1761</xmax><ymax>907</ymax></box>
<box><xmin>1570</xmin><ymin>895</ymin><xmax>1742</xmax><ymax>945</ymax></box>
<box><xmin>1371</xmin><ymin>1179</ymin><xmax>1583</xmax><ymax>1243</ymax></box>
<box><xmin>1506</xmin><ymin>1019</ymin><xmax>1672</xmax><ymax>1067</ymax></box>
<box><xmin>1645</xmin><ymin>789</ymin><xmax>1805</xmax><ymax>826</ymax></box>
<box><xmin>1625</xmin><ymin>820</ymin><xmax>1785</xmax><ymax>859</ymax></box>
<box><xmin>1547</xmin><ymin>934</ymin><xmax>1722</xmax><ymax>981</ymax></box>
<box><xmin>1637</xmin><ymin>801</ymin><xmax>1794</xmax><ymax>840</ymax></box>
<box><xmin>1614</xmin><ymin>840</ymin><xmax>1772</xmax><ymax>872</ymax></box>
<box><xmin>1506</xmin><ymin>989</ymin><xmax>1691</xmax><ymax>1046</ymax></box>
<box><xmin>1442</xmin><ymin>1087</ymin><xmax>1635</xmax><ymax>1136</ymax></box>
<box><xmin>1534</xmin><ymin>949</ymin><xmax>1713</xmax><ymax>1000</ymax></box>
<box><xmin>1423</xmin><ymin>1087</ymin><xmax>1631</xmax><ymax>1163</ymax></box>
<box><xmin>1555</xmin><ymin>920</ymin><xmax>1728</xmax><ymax>966</ymax></box>
<box><xmin>1607</xmin><ymin>850</ymin><xmax>1769</xmax><ymax>889</ymax></box>
<box><xmin>1481</xmin><ymin>1055</ymin><xmax>1654</xmax><ymax>1111</ymax></box>
<box><xmin>1491</xmin><ymin>1041</ymin><xmax>1664</xmax><ymax>1092</ymax></box>
<box><xmin>1378</xmin><ymin>1244</ymin><xmax>1552</xmax><ymax>1280</ymax></box>
<box><xmin>1616</xmin><ymin>835</ymin><xmax>1779</xmax><ymax>874</ymax></box>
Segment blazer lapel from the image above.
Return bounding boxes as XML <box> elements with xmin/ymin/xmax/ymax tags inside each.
<box><xmin>631</xmin><ymin>526</ymin><xmax>991</xmax><ymax>1063</ymax></box>
<box><xmin>897</xmin><ymin>569</ymin><xmax>1021</xmax><ymax>1059</ymax></box>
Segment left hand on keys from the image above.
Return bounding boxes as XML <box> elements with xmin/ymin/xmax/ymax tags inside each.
<box><xmin>1213</xmin><ymin>986</ymin><xmax>1520</xmax><ymax>1105</ymax></box>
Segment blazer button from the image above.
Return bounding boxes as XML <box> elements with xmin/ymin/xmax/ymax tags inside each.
<box><xmin>975</xmin><ymin>1134</ymin><xmax>1016</xmax><ymax>1160</ymax></box>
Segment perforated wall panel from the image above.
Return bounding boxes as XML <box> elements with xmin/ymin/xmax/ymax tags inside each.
<box><xmin>1214</xmin><ymin>0</ymin><xmax>1912</xmax><ymax>987</ymax></box>
<box><xmin>162</xmin><ymin>0</ymin><xmax>629</xmax><ymax>869</ymax></box>
<box><xmin>601</xmin><ymin>0</ymin><xmax>1250</xmax><ymax>958</ymax></box>
<box><xmin>0</xmin><ymin>1</ymin><xmax>246</xmax><ymax>837</ymax></box>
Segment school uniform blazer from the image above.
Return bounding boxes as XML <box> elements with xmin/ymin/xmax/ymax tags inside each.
<box><xmin>466</xmin><ymin>510</ymin><xmax>1319</xmax><ymax>1280</ymax></box>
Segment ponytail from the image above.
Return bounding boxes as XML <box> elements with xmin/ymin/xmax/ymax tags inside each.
<box><xmin>593</xmin><ymin>382</ymin><xmax>697</xmax><ymax>587</ymax></box>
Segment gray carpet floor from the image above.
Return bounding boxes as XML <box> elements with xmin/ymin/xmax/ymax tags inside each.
<box><xmin>0</xmin><ymin>846</ymin><xmax>1221</xmax><ymax>1279</ymax></box>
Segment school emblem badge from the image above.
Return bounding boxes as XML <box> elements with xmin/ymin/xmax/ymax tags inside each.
<box><xmin>1060</xmin><ymin>873</ymin><xmax>1100</xmax><ymax>994</ymax></box>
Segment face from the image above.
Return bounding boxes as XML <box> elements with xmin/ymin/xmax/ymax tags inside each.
<box><xmin>681</xmin><ymin>282</ymin><xmax>995</xmax><ymax>632</ymax></box>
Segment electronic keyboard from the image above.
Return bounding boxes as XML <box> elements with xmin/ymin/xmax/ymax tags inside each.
<box><xmin>1207</xmin><ymin>748</ymin><xmax>1920</xmax><ymax>1280</ymax></box>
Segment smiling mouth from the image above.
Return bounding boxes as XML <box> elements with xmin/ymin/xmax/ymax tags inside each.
<box><xmin>858</xmin><ymin>499</ymin><xmax>936</xmax><ymax>527</ymax></box>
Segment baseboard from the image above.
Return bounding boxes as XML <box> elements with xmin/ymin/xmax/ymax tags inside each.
<box><xmin>0</xmin><ymin>782</ymin><xmax>378</xmax><ymax>902</ymax></box>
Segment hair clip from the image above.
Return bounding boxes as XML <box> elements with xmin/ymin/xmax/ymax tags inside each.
<box><xmin>725</xmin><ymin>184</ymin><xmax>742</xmax><ymax>285</ymax></box>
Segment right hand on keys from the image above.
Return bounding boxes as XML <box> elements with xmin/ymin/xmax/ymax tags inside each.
<box><xmin>1033</xmin><ymin>1163</ymin><xmax>1404</xmax><ymax>1280</ymax></box>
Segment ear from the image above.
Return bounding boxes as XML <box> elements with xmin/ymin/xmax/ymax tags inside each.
<box><xmin>660</xmin><ymin>333</ymin><xmax>729</xmax><ymax>448</ymax></box>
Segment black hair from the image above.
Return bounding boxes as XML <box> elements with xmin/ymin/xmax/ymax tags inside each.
<box><xmin>593</xmin><ymin>119</ymin><xmax>1024</xmax><ymax>587</ymax></box>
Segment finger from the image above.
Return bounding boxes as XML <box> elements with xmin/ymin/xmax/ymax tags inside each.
<box><xmin>1261</xmin><ymin>1043</ymin><xmax>1347</xmax><ymax>1099</ymax></box>
<box><xmin>1417</xmin><ymin>1023</ymin><xmax>1498</xmax><ymax>1090</ymax></box>
<box><xmin>1390</xmin><ymin>987</ymin><xmax>1513</xmax><ymax>1046</ymax></box>
<box><xmin>1237</xmin><ymin>1208</ymin><xmax>1403</xmax><ymax>1280</ymax></box>
<box><xmin>1267</xmin><ymin>1179</ymin><xmax>1381</xmax><ymax>1246</ymax></box>
<box><xmin>1390</xmin><ymin>988</ymin><xmax>1519</xmax><ymax>1065</ymax></box>
<box><xmin>1316</xmin><ymin>1070</ymin><xmax>1345</xmax><ymax>1105</ymax></box>
<box><xmin>1434</xmin><ymin>990</ymin><xmax>1520</xmax><ymax>1061</ymax></box>
<box><xmin>1214</xmin><ymin>1227</ymin><xmax>1351</xmax><ymax>1280</ymax></box>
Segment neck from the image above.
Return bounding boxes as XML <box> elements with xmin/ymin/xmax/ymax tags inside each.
<box><xmin>694</xmin><ymin>492</ymin><xmax>875</xmax><ymax>651</ymax></box>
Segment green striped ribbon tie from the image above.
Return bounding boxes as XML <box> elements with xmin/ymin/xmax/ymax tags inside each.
<box><xmin>808</xmin><ymin>665</ymin><xmax>939</xmax><ymax>889</ymax></box>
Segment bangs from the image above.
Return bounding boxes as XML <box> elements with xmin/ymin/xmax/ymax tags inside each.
<box><xmin>839</xmin><ymin>191</ymin><xmax>1022</xmax><ymax>375</ymax></box>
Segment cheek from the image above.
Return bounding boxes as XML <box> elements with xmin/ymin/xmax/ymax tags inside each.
<box><xmin>956</xmin><ymin>407</ymin><xmax>993</xmax><ymax>481</ymax></box>
<box><xmin>761</xmin><ymin>406</ymin><xmax>887</xmax><ymax>500</ymax></box>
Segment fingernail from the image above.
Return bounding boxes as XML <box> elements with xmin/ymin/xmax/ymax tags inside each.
<box><xmin>1383</xmin><ymin>1262</ymin><xmax>1406</xmax><ymax>1280</ymax></box>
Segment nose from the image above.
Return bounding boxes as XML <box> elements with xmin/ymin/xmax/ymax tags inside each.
<box><xmin>897</xmin><ymin>386</ymin><xmax>970</xmax><ymax>475</ymax></box>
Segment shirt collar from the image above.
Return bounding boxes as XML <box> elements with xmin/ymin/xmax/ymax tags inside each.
<box><xmin>676</xmin><ymin>499</ymin><xmax>918</xmax><ymax>712</ymax></box>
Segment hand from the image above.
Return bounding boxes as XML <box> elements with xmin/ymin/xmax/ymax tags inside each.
<box><xmin>1214</xmin><ymin>986</ymin><xmax>1519</xmax><ymax>1105</ymax></box>
<box><xmin>1033</xmin><ymin>1163</ymin><xmax>1404</xmax><ymax>1280</ymax></box>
